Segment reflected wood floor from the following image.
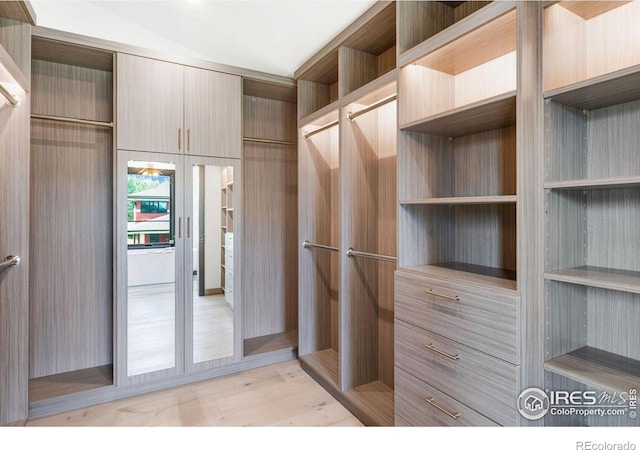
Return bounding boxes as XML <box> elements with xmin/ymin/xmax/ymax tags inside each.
<box><xmin>26</xmin><ymin>360</ymin><xmax>363</xmax><ymax>427</ymax></box>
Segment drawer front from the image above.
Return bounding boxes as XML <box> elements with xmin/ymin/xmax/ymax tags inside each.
<box><xmin>395</xmin><ymin>320</ymin><xmax>519</xmax><ymax>426</ymax></box>
<box><xmin>395</xmin><ymin>366</ymin><xmax>499</xmax><ymax>427</ymax></box>
<box><xmin>395</xmin><ymin>271</ymin><xmax>520</xmax><ymax>364</ymax></box>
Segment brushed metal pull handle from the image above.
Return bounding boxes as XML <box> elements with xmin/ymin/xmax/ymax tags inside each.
<box><xmin>0</xmin><ymin>255</ymin><xmax>20</xmax><ymax>271</ymax></box>
<box><xmin>187</xmin><ymin>128</ymin><xmax>191</xmax><ymax>151</ymax></box>
<box><xmin>425</xmin><ymin>289</ymin><xmax>459</xmax><ymax>301</ymax></box>
<box><xmin>187</xmin><ymin>217</ymin><xmax>191</xmax><ymax>238</ymax></box>
<box><xmin>178</xmin><ymin>128</ymin><xmax>182</xmax><ymax>151</ymax></box>
<box><xmin>178</xmin><ymin>217</ymin><xmax>182</xmax><ymax>238</ymax></box>
<box><xmin>425</xmin><ymin>343</ymin><xmax>460</xmax><ymax>360</ymax></box>
<box><xmin>424</xmin><ymin>397</ymin><xmax>460</xmax><ymax>420</ymax></box>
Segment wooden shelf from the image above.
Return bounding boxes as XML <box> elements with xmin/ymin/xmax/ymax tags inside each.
<box><xmin>545</xmin><ymin>64</ymin><xmax>640</xmax><ymax>110</ymax></box>
<box><xmin>29</xmin><ymin>364</ymin><xmax>113</xmax><ymax>402</ymax></box>
<box><xmin>401</xmin><ymin>91</ymin><xmax>516</xmax><ymax>137</ymax></box>
<box><xmin>557</xmin><ymin>1</ymin><xmax>629</xmax><ymax>21</ymax></box>
<box><xmin>299</xmin><ymin>349</ymin><xmax>339</xmax><ymax>388</ymax></box>
<box><xmin>545</xmin><ymin>346</ymin><xmax>640</xmax><ymax>393</ymax></box>
<box><xmin>545</xmin><ymin>266</ymin><xmax>640</xmax><ymax>294</ymax></box>
<box><xmin>401</xmin><ymin>195</ymin><xmax>516</xmax><ymax>206</ymax></box>
<box><xmin>402</xmin><ymin>263</ymin><xmax>517</xmax><ymax>292</ymax></box>
<box><xmin>545</xmin><ymin>176</ymin><xmax>640</xmax><ymax>190</ymax></box>
<box><xmin>343</xmin><ymin>381</ymin><xmax>394</xmax><ymax>427</ymax></box>
<box><xmin>243</xmin><ymin>330</ymin><xmax>298</xmax><ymax>358</ymax></box>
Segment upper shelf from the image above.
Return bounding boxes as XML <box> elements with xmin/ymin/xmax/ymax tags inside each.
<box><xmin>544</xmin><ymin>266</ymin><xmax>640</xmax><ymax>295</ymax></box>
<box><xmin>545</xmin><ymin>64</ymin><xmax>640</xmax><ymax>110</ymax></box>
<box><xmin>544</xmin><ymin>175</ymin><xmax>640</xmax><ymax>191</ymax></box>
<box><xmin>400</xmin><ymin>195</ymin><xmax>516</xmax><ymax>206</ymax></box>
<box><xmin>401</xmin><ymin>91</ymin><xmax>516</xmax><ymax>137</ymax></box>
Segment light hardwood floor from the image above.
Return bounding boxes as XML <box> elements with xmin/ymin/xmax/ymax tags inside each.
<box><xmin>26</xmin><ymin>360</ymin><xmax>363</xmax><ymax>426</ymax></box>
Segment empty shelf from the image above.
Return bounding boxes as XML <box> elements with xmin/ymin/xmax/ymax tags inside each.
<box><xmin>545</xmin><ymin>176</ymin><xmax>640</xmax><ymax>190</ymax></box>
<box><xmin>243</xmin><ymin>330</ymin><xmax>298</xmax><ymax>357</ymax></box>
<box><xmin>401</xmin><ymin>195</ymin><xmax>516</xmax><ymax>205</ymax></box>
<box><xmin>545</xmin><ymin>266</ymin><xmax>640</xmax><ymax>294</ymax></box>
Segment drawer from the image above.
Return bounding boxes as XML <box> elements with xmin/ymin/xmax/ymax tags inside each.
<box><xmin>395</xmin><ymin>270</ymin><xmax>520</xmax><ymax>364</ymax></box>
<box><xmin>395</xmin><ymin>319</ymin><xmax>519</xmax><ymax>426</ymax></box>
<box><xmin>395</xmin><ymin>366</ymin><xmax>499</xmax><ymax>426</ymax></box>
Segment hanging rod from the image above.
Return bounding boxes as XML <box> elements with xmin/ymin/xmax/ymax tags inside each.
<box><xmin>303</xmin><ymin>119</ymin><xmax>339</xmax><ymax>139</ymax></box>
<box><xmin>243</xmin><ymin>137</ymin><xmax>296</xmax><ymax>146</ymax></box>
<box><xmin>347</xmin><ymin>94</ymin><xmax>397</xmax><ymax>121</ymax></box>
<box><xmin>31</xmin><ymin>113</ymin><xmax>114</xmax><ymax>128</ymax></box>
<box><xmin>0</xmin><ymin>84</ymin><xmax>21</xmax><ymax>107</ymax></box>
<box><xmin>346</xmin><ymin>248</ymin><xmax>397</xmax><ymax>263</ymax></box>
<box><xmin>303</xmin><ymin>240</ymin><xmax>339</xmax><ymax>253</ymax></box>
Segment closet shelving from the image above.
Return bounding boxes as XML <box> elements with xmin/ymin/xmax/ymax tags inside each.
<box><xmin>543</xmin><ymin>0</ymin><xmax>640</xmax><ymax>426</ymax></box>
<box><xmin>296</xmin><ymin>2</ymin><xmax>399</xmax><ymax>426</ymax></box>
<box><xmin>398</xmin><ymin>6</ymin><xmax>517</xmax><ymax>288</ymax></box>
<box><xmin>220</xmin><ymin>168</ymin><xmax>233</xmax><ymax>293</ymax></box>
<box><xmin>28</xmin><ymin>37</ymin><xmax>115</xmax><ymax>403</ymax></box>
<box><xmin>242</xmin><ymin>78</ymin><xmax>299</xmax><ymax>359</ymax></box>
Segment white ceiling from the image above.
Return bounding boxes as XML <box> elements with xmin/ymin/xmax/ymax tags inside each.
<box><xmin>29</xmin><ymin>0</ymin><xmax>377</xmax><ymax>77</ymax></box>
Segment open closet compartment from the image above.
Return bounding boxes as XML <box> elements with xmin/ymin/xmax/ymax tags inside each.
<box><xmin>29</xmin><ymin>37</ymin><xmax>115</xmax><ymax>403</ymax></box>
<box><xmin>242</xmin><ymin>78</ymin><xmax>299</xmax><ymax>359</ymax></box>
<box><xmin>339</xmin><ymin>76</ymin><xmax>397</xmax><ymax>426</ymax></box>
<box><xmin>297</xmin><ymin>51</ymin><xmax>338</xmax><ymax>120</ymax></box>
<box><xmin>398</xmin><ymin>4</ymin><xmax>517</xmax><ymax>289</ymax></box>
<box><xmin>543</xmin><ymin>0</ymin><xmax>640</xmax><ymax>427</ymax></box>
<box><xmin>298</xmin><ymin>108</ymin><xmax>341</xmax><ymax>388</ymax></box>
<box><xmin>397</xmin><ymin>1</ymin><xmax>493</xmax><ymax>56</ymax></box>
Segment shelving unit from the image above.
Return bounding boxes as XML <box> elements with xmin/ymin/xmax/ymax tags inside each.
<box><xmin>242</xmin><ymin>78</ymin><xmax>298</xmax><ymax>359</ymax></box>
<box><xmin>543</xmin><ymin>0</ymin><xmax>640</xmax><ymax>427</ymax></box>
<box><xmin>220</xmin><ymin>167</ymin><xmax>233</xmax><ymax>295</ymax></box>
<box><xmin>29</xmin><ymin>37</ymin><xmax>115</xmax><ymax>402</ymax></box>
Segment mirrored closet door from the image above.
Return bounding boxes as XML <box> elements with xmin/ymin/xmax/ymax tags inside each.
<box><xmin>116</xmin><ymin>151</ymin><xmax>241</xmax><ymax>385</ymax></box>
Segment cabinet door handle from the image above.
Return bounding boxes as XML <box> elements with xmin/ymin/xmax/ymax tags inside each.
<box><xmin>0</xmin><ymin>255</ymin><xmax>20</xmax><ymax>271</ymax></box>
<box><xmin>187</xmin><ymin>128</ymin><xmax>191</xmax><ymax>152</ymax></box>
<box><xmin>187</xmin><ymin>217</ymin><xmax>191</xmax><ymax>238</ymax></box>
<box><xmin>178</xmin><ymin>128</ymin><xmax>182</xmax><ymax>151</ymax></box>
<box><xmin>424</xmin><ymin>397</ymin><xmax>460</xmax><ymax>420</ymax></box>
<box><xmin>178</xmin><ymin>217</ymin><xmax>182</xmax><ymax>238</ymax></box>
<box><xmin>425</xmin><ymin>289</ymin><xmax>459</xmax><ymax>301</ymax></box>
<box><xmin>424</xmin><ymin>343</ymin><xmax>460</xmax><ymax>360</ymax></box>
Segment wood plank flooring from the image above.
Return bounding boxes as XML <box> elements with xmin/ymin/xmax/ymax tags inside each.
<box><xmin>26</xmin><ymin>360</ymin><xmax>363</xmax><ymax>426</ymax></box>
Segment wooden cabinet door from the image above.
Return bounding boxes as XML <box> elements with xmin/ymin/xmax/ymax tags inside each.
<box><xmin>117</xmin><ymin>54</ymin><xmax>184</xmax><ymax>154</ymax></box>
<box><xmin>184</xmin><ymin>67</ymin><xmax>241</xmax><ymax>159</ymax></box>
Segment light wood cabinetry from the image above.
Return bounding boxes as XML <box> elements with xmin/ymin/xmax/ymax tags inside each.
<box><xmin>394</xmin><ymin>1</ymin><xmax>543</xmax><ymax>427</ymax></box>
<box><xmin>117</xmin><ymin>54</ymin><xmax>241</xmax><ymax>158</ymax></box>
<box><xmin>29</xmin><ymin>37</ymin><xmax>115</xmax><ymax>402</ymax></box>
<box><xmin>542</xmin><ymin>1</ymin><xmax>640</xmax><ymax>427</ymax></box>
<box><xmin>296</xmin><ymin>3</ymin><xmax>397</xmax><ymax>426</ymax></box>
<box><xmin>242</xmin><ymin>79</ymin><xmax>299</xmax><ymax>359</ymax></box>
<box><xmin>117</xmin><ymin>54</ymin><xmax>183</xmax><ymax>154</ymax></box>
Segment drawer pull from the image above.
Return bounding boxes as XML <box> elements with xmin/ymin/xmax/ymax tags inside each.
<box><xmin>425</xmin><ymin>289</ymin><xmax>459</xmax><ymax>301</ymax></box>
<box><xmin>425</xmin><ymin>397</ymin><xmax>460</xmax><ymax>420</ymax></box>
<box><xmin>425</xmin><ymin>343</ymin><xmax>460</xmax><ymax>360</ymax></box>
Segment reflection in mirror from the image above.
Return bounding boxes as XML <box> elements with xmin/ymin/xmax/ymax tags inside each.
<box><xmin>192</xmin><ymin>164</ymin><xmax>234</xmax><ymax>363</ymax></box>
<box><xmin>126</xmin><ymin>160</ymin><xmax>176</xmax><ymax>376</ymax></box>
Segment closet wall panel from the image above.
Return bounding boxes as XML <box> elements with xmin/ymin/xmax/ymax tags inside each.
<box><xmin>29</xmin><ymin>122</ymin><xmax>113</xmax><ymax>377</ymax></box>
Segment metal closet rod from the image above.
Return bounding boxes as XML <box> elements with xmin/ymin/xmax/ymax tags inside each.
<box><xmin>303</xmin><ymin>240</ymin><xmax>339</xmax><ymax>253</ymax></box>
<box><xmin>0</xmin><ymin>84</ymin><xmax>20</xmax><ymax>107</ymax></box>
<box><xmin>303</xmin><ymin>119</ymin><xmax>339</xmax><ymax>139</ymax></box>
<box><xmin>243</xmin><ymin>137</ymin><xmax>296</xmax><ymax>146</ymax></box>
<box><xmin>346</xmin><ymin>248</ymin><xmax>397</xmax><ymax>263</ymax></box>
<box><xmin>347</xmin><ymin>94</ymin><xmax>397</xmax><ymax>121</ymax></box>
<box><xmin>31</xmin><ymin>113</ymin><xmax>114</xmax><ymax>128</ymax></box>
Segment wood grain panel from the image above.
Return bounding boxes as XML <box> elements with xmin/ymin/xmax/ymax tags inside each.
<box><xmin>452</xmin><ymin>1</ymin><xmax>493</xmax><ymax>22</ymax></box>
<box><xmin>544</xmin><ymin>281</ymin><xmax>588</xmax><ymax>360</ymax></box>
<box><xmin>29</xmin><ymin>365</ymin><xmax>113</xmax><ymax>402</ymax></box>
<box><xmin>298</xmin><ymin>79</ymin><xmax>332</xmax><ymax>120</ymax></box>
<box><xmin>32</xmin><ymin>60</ymin><xmax>112</xmax><ymax>122</ymax></box>
<box><xmin>340</xmin><ymin>98</ymin><xmax>396</xmax><ymax>390</ymax></box>
<box><xmin>243</xmin><ymin>141</ymin><xmax>298</xmax><ymax>339</ymax></box>
<box><xmin>397</xmin><ymin>0</ymin><xmax>453</xmax><ymax>54</ymax></box>
<box><xmin>398</xmin><ymin>64</ymin><xmax>453</xmax><ymax>126</ymax></box>
<box><xmin>544</xmin><ymin>101</ymin><xmax>586</xmax><ymax>183</ymax></box>
<box><xmin>338</xmin><ymin>46</ymin><xmax>378</xmax><ymax>98</ymax></box>
<box><xmin>30</xmin><ymin>121</ymin><xmax>113</xmax><ymax>378</ymax></box>
<box><xmin>32</xmin><ymin>37</ymin><xmax>113</xmax><ymax>72</ymax></box>
<box><xmin>377</xmin><ymin>46</ymin><xmax>396</xmax><ymax>76</ymax></box>
<box><xmin>0</xmin><ymin>20</ymin><xmax>30</xmax><ymax>425</ymax></box>
<box><xmin>243</xmin><ymin>95</ymin><xmax>297</xmax><ymax>142</ymax></box>
<box><xmin>242</xmin><ymin>78</ymin><xmax>296</xmax><ymax>104</ymax></box>
<box><xmin>559</xmin><ymin>1</ymin><xmax>629</xmax><ymax>20</ymax></box>
<box><xmin>116</xmin><ymin>54</ymin><xmax>183</xmax><ymax>153</ymax></box>
<box><xmin>395</xmin><ymin>270</ymin><xmax>520</xmax><ymax>364</ymax></box>
<box><xmin>184</xmin><ymin>67</ymin><xmax>241</xmax><ymax>159</ymax></box>
<box><xmin>0</xmin><ymin>17</ymin><xmax>32</xmax><ymax>80</ymax></box>
<box><xmin>0</xmin><ymin>2</ymin><xmax>35</xmax><ymax>25</ymax></box>
<box><xmin>545</xmin><ymin>190</ymin><xmax>586</xmax><ymax>272</ymax></box>
<box><xmin>416</xmin><ymin>10</ymin><xmax>515</xmax><ymax>76</ymax></box>
<box><xmin>395</xmin><ymin>367</ymin><xmax>498</xmax><ymax>426</ymax></box>
<box><xmin>341</xmin><ymin>1</ymin><xmax>396</xmax><ymax>55</ymax></box>
<box><xmin>545</xmin><ymin>266</ymin><xmax>640</xmax><ymax>294</ymax></box>
<box><xmin>298</xmin><ymin>125</ymin><xmax>339</xmax><ymax>356</ymax></box>
<box><xmin>395</xmin><ymin>319</ymin><xmax>519</xmax><ymax>426</ymax></box>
